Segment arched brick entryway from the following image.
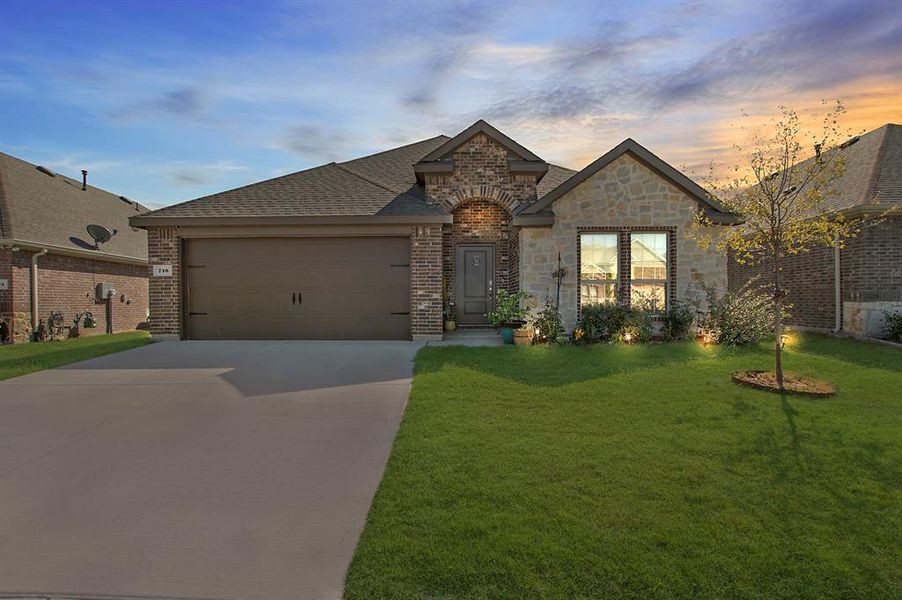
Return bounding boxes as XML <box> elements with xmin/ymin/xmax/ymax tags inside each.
<box><xmin>442</xmin><ymin>198</ymin><xmax>518</xmax><ymax>325</ymax></box>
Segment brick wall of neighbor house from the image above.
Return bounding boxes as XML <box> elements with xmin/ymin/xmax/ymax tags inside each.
<box><xmin>841</xmin><ymin>216</ymin><xmax>902</xmax><ymax>335</ymax></box>
<box><xmin>728</xmin><ymin>245</ymin><xmax>836</xmax><ymax>330</ymax></box>
<box><xmin>410</xmin><ymin>224</ymin><xmax>443</xmax><ymax>339</ymax></box>
<box><xmin>146</xmin><ymin>227</ymin><xmax>182</xmax><ymax>337</ymax></box>
<box><xmin>519</xmin><ymin>153</ymin><xmax>727</xmax><ymax>331</ymax></box>
<box><xmin>425</xmin><ymin>133</ymin><xmax>540</xmax><ymax>322</ymax></box>
<box><xmin>0</xmin><ymin>249</ymin><xmax>147</xmax><ymax>343</ymax></box>
<box><xmin>442</xmin><ymin>201</ymin><xmax>514</xmax><ymax>322</ymax></box>
<box><xmin>0</xmin><ymin>248</ymin><xmax>12</xmax><ymax>342</ymax></box>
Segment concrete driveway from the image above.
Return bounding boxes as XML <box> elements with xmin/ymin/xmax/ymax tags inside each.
<box><xmin>0</xmin><ymin>340</ymin><xmax>420</xmax><ymax>600</ymax></box>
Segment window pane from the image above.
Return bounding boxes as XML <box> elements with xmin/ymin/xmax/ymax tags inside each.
<box><xmin>581</xmin><ymin>283</ymin><xmax>617</xmax><ymax>305</ymax></box>
<box><xmin>631</xmin><ymin>233</ymin><xmax>667</xmax><ymax>280</ymax></box>
<box><xmin>631</xmin><ymin>283</ymin><xmax>666</xmax><ymax>313</ymax></box>
<box><xmin>581</xmin><ymin>234</ymin><xmax>618</xmax><ymax>280</ymax></box>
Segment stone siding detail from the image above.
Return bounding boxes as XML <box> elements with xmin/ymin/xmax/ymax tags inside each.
<box><xmin>147</xmin><ymin>227</ymin><xmax>182</xmax><ymax>337</ymax></box>
<box><xmin>0</xmin><ymin>247</ymin><xmax>148</xmax><ymax>344</ymax></box>
<box><xmin>410</xmin><ymin>224</ymin><xmax>443</xmax><ymax>339</ymax></box>
<box><xmin>519</xmin><ymin>153</ymin><xmax>727</xmax><ymax>330</ymax></box>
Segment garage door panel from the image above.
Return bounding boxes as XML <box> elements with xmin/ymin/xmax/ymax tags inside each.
<box><xmin>186</xmin><ymin>237</ymin><xmax>409</xmax><ymax>340</ymax></box>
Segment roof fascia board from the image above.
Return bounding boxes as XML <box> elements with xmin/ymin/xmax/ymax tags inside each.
<box><xmin>511</xmin><ymin>215</ymin><xmax>555</xmax><ymax>227</ymax></box>
<box><xmin>0</xmin><ymin>238</ymin><xmax>148</xmax><ymax>265</ymax></box>
<box><xmin>130</xmin><ymin>214</ymin><xmax>453</xmax><ymax>228</ymax></box>
<box><xmin>523</xmin><ymin>139</ymin><xmax>733</xmax><ymax>219</ymax></box>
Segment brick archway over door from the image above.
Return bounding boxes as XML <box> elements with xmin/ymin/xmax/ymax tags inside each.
<box><xmin>442</xmin><ymin>199</ymin><xmax>518</xmax><ymax>324</ymax></box>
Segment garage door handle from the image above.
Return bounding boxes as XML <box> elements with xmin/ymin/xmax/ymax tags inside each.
<box><xmin>292</xmin><ymin>293</ymin><xmax>296</xmax><ymax>305</ymax></box>
<box><xmin>298</xmin><ymin>292</ymin><xmax>303</xmax><ymax>306</ymax></box>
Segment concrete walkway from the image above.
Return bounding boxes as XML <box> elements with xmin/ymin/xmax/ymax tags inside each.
<box><xmin>0</xmin><ymin>340</ymin><xmax>421</xmax><ymax>600</ymax></box>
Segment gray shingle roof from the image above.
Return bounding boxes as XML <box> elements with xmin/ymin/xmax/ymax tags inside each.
<box><xmin>0</xmin><ymin>151</ymin><xmax>149</xmax><ymax>261</ymax></box>
<box><xmin>817</xmin><ymin>123</ymin><xmax>901</xmax><ymax>213</ymax></box>
<box><xmin>140</xmin><ymin>136</ymin><xmax>453</xmax><ymax>221</ymax></box>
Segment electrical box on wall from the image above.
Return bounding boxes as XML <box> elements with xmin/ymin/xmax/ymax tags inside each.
<box><xmin>95</xmin><ymin>282</ymin><xmax>116</xmax><ymax>301</ymax></box>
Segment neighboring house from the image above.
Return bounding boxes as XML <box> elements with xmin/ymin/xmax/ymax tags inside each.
<box><xmin>130</xmin><ymin>120</ymin><xmax>736</xmax><ymax>341</ymax></box>
<box><xmin>0</xmin><ymin>151</ymin><xmax>150</xmax><ymax>343</ymax></box>
<box><xmin>729</xmin><ymin>123</ymin><xmax>902</xmax><ymax>337</ymax></box>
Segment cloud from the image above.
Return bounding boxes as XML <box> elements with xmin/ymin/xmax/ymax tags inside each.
<box><xmin>108</xmin><ymin>85</ymin><xmax>211</xmax><ymax>121</ymax></box>
<box><xmin>163</xmin><ymin>160</ymin><xmax>249</xmax><ymax>187</ymax></box>
<box><xmin>282</xmin><ymin>125</ymin><xmax>348</xmax><ymax>161</ymax></box>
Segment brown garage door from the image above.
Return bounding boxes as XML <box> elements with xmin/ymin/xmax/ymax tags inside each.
<box><xmin>185</xmin><ymin>237</ymin><xmax>409</xmax><ymax>340</ymax></box>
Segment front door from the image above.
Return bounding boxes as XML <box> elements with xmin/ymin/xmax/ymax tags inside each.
<box><xmin>456</xmin><ymin>244</ymin><xmax>494</xmax><ymax>325</ymax></box>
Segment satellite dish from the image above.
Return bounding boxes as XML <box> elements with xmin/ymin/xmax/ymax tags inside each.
<box><xmin>86</xmin><ymin>224</ymin><xmax>114</xmax><ymax>247</ymax></box>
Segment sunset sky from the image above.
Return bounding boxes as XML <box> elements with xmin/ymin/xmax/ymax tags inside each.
<box><xmin>2</xmin><ymin>0</ymin><xmax>900</xmax><ymax>208</ymax></box>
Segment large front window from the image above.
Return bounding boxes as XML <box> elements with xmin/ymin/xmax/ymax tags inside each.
<box><xmin>580</xmin><ymin>233</ymin><xmax>618</xmax><ymax>306</ymax></box>
<box><xmin>630</xmin><ymin>232</ymin><xmax>668</xmax><ymax>313</ymax></box>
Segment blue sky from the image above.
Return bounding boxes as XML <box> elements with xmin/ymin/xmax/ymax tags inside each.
<box><xmin>2</xmin><ymin>0</ymin><xmax>900</xmax><ymax>208</ymax></box>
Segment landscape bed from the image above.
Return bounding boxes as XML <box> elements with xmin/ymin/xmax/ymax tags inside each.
<box><xmin>345</xmin><ymin>334</ymin><xmax>901</xmax><ymax>599</ymax></box>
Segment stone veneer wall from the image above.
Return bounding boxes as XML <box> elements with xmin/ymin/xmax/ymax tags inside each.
<box><xmin>519</xmin><ymin>153</ymin><xmax>727</xmax><ymax>330</ymax></box>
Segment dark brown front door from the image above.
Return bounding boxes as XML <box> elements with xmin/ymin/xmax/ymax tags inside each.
<box><xmin>456</xmin><ymin>244</ymin><xmax>494</xmax><ymax>325</ymax></box>
<box><xmin>185</xmin><ymin>237</ymin><xmax>410</xmax><ymax>340</ymax></box>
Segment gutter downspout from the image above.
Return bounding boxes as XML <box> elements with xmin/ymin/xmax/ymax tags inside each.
<box><xmin>31</xmin><ymin>249</ymin><xmax>48</xmax><ymax>334</ymax></box>
<box><xmin>833</xmin><ymin>235</ymin><xmax>842</xmax><ymax>333</ymax></box>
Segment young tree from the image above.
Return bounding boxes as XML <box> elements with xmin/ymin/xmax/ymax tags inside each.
<box><xmin>694</xmin><ymin>102</ymin><xmax>864</xmax><ymax>389</ymax></box>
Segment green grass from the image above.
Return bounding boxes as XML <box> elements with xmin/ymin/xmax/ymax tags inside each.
<box><xmin>0</xmin><ymin>331</ymin><xmax>151</xmax><ymax>381</ymax></box>
<box><xmin>345</xmin><ymin>334</ymin><xmax>902</xmax><ymax>599</ymax></box>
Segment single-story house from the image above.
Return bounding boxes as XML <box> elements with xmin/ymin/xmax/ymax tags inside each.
<box><xmin>130</xmin><ymin>120</ymin><xmax>737</xmax><ymax>341</ymax></box>
<box><xmin>0</xmin><ymin>151</ymin><xmax>150</xmax><ymax>343</ymax></box>
<box><xmin>729</xmin><ymin>123</ymin><xmax>901</xmax><ymax>337</ymax></box>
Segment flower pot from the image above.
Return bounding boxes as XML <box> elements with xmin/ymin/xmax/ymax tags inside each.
<box><xmin>513</xmin><ymin>327</ymin><xmax>532</xmax><ymax>346</ymax></box>
<box><xmin>444</xmin><ymin>320</ymin><xmax>457</xmax><ymax>332</ymax></box>
<box><xmin>500</xmin><ymin>326</ymin><xmax>515</xmax><ymax>344</ymax></box>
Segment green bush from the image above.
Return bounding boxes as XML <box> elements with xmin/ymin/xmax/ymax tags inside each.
<box><xmin>488</xmin><ymin>289</ymin><xmax>531</xmax><ymax>327</ymax></box>
<box><xmin>617</xmin><ymin>310</ymin><xmax>653</xmax><ymax>343</ymax></box>
<box><xmin>698</xmin><ymin>284</ymin><xmax>773</xmax><ymax>346</ymax></box>
<box><xmin>578</xmin><ymin>303</ymin><xmax>629</xmax><ymax>342</ymax></box>
<box><xmin>532</xmin><ymin>298</ymin><xmax>564</xmax><ymax>342</ymax></box>
<box><xmin>883</xmin><ymin>310</ymin><xmax>902</xmax><ymax>342</ymax></box>
<box><xmin>661</xmin><ymin>299</ymin><xmax>695</xmax><ymax>341</ymax></box>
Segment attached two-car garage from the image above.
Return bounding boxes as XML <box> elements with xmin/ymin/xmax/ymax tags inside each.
<box><xmin>185</xmin><ymin>237</ymin><xmax>410</xmax><ymax>340</ymax></box>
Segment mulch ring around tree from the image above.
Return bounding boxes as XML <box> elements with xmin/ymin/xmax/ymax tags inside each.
<box><xmin>731</xmin><ymin>370</ymin><xmax>836</xmax><ymax>398</ymax></box>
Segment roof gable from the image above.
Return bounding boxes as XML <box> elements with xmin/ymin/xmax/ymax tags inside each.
<box><xmin>520</xmin><ymin>138</ymin><xmax>735</xmax><ymax>222</ymax></box>
<box><xmin>416</xmin><ymin>120</ymin><xmax>544</xmax><ymax>163</ymax></box>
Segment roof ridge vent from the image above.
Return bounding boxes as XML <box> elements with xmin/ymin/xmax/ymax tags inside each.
<box><xmin>36</xmin><ymin>165</ymin><xmax>56</xmax><ymax>177</ymax></box>
<box><xmin>839</xmin><ymin>136</ymin><xmax>860</xmax><ymax>149</ymax></box>
<box><xmin>119</xmin><ymin>195</ymin><xmax>133</xmax><ymax>204</ymax></box>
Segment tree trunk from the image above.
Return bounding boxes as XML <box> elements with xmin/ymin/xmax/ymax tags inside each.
<box><xmin>774</xmin><ymin>298</ymin><xmax>784</xmax><ymax>389</ymax></box>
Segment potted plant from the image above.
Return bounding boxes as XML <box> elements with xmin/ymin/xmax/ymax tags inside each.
<box><xmin>488</xmin><ymin>289</ymin><xmax>531</xmax><ymax>344</ymax></box>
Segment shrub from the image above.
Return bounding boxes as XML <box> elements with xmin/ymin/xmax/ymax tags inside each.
<box><xmin>532</xmin><ymin>298</ymin><xmax>564</xmax><ymax>342</ymax></box>
<box><xmin>617</xmin><ymin>310</ymin><xmax>653</xmax><ymax>343</ymax></box>
<box><xmin>578</xmin><ymin>303</ymin><xmax>629</xmax><ymax>342</ymax></box>
<box><xmin>697</xmin><ymin>284</ymin><xmax>773</xmax><ymax>346</ymax></box>
<box><xmin>883</xmin><ymin>310</ymin><xmax>902</xmax><ymax>342</ymax></box>
<box><xmin>488</xmin><ymin>289</ymin><xmax>531</xmax><ymax>327</ymax></box>
<box><xmin>661</xmin><ymin>299</ymin><xmax>695</xmax><ymax>341</ymax></box>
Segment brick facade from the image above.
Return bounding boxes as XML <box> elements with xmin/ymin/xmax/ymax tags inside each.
<box><xmin>147</xmin><ymin>227</ymin><xmax>182</xmax><ymax>337</ymax></box>
<box><xmin>410</xmin><ymin>225</ymin><xmax>443</xmax><ymax>340</ymax></box>
<box><xmin>426</xmin><ymin>133</ymin><xmax>542</xmax><ymax>325</ymax></box>
<box><xmin>729</xmin><ymin>215</ymin><xmax>902</xmax><ymax>335</ymax></box>
<box><xmin>727</xmin><ymin>245</ymin><xmax>836</xmax><ymax>330</ymax></box>
<box><xmin>0</xmin><ymin>247</ymin><xmax>148</xmax><ymax>344</ymax></box>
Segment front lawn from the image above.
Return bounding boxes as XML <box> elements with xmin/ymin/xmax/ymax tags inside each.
<box><xmin>345</xmin><ymin>334</ymin><xmax>901</xmax><ymax>599</ymax></box>
<box><xmin>0</xmin><ymin>331</ymin><xmax>151</xmax><ymax>381</ymax></box>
